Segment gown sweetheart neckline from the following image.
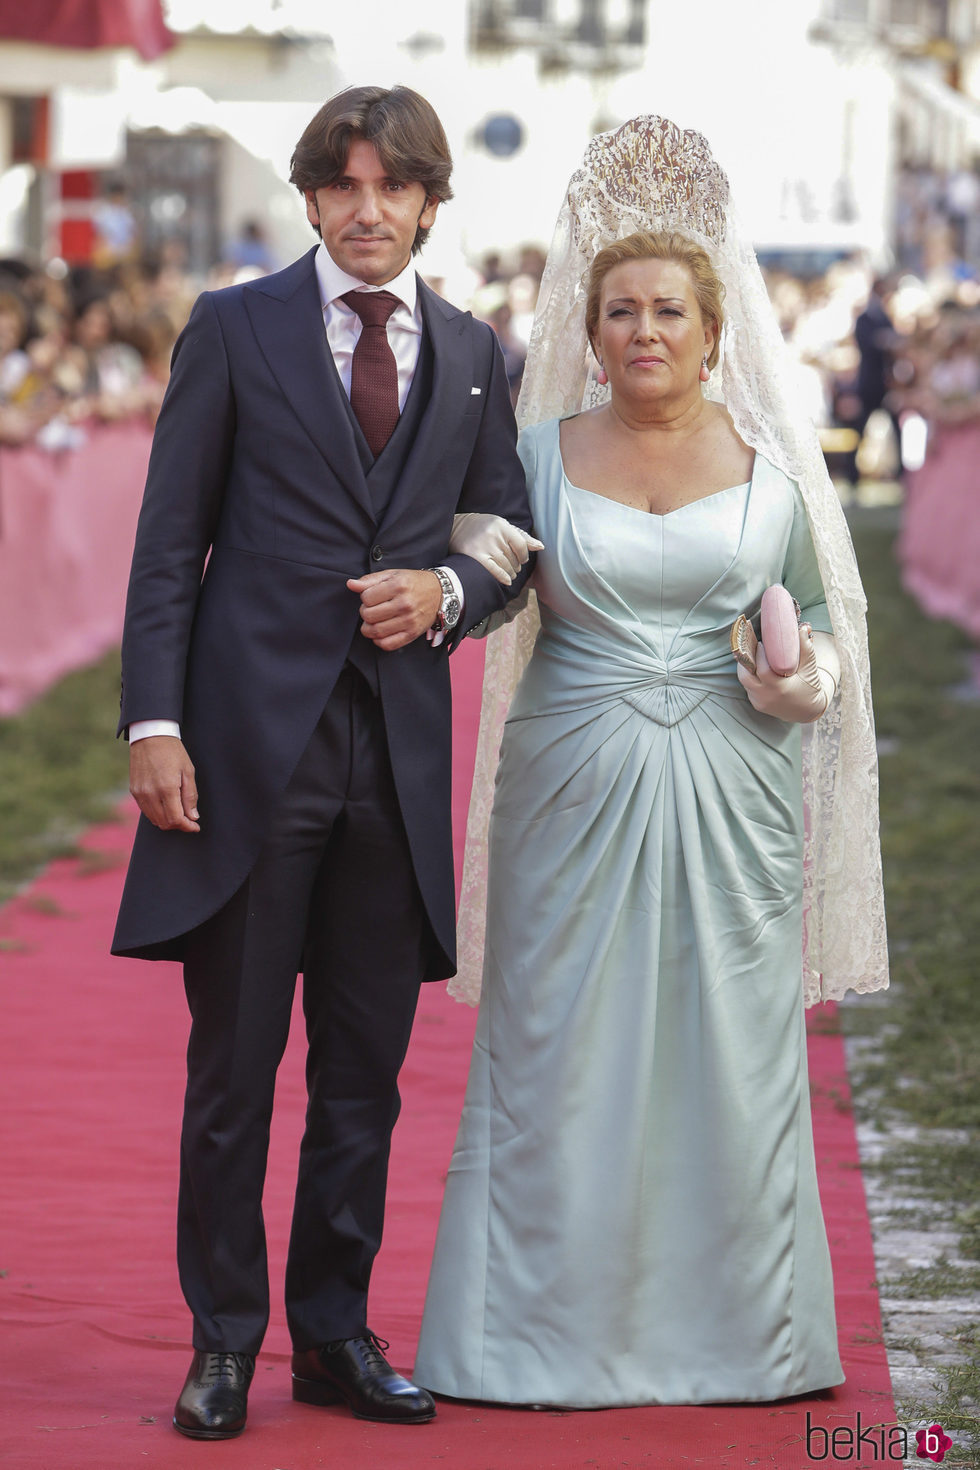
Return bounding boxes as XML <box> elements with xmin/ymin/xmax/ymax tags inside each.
<box><xmin>562</xmin><ymin>472</ymin><xmax>751</xmax><ymax>520</ymax></box>
<box><xmin>553</xmin><ymin>419</ymin><xmax>757</xmax><ymax>520</ymax></box>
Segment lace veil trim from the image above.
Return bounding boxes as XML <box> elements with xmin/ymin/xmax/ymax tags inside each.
<box><xmin>452</xmin><ymin>116</ymin><xmax>889</xmax><ymax>1009</ymax></box>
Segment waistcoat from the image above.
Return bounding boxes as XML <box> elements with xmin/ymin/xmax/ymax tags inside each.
<box><xmin>344</xmin><ymin>324</ymin><xmax>435</xmax><ymax>693</ymax></box>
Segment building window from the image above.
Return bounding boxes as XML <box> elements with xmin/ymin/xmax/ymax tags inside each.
<box><xmin>471</xmin><ymin>0</ymin><xmax>646</xmax><ymax>53</ymax></box>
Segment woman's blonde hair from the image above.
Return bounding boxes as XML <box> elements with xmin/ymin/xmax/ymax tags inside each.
<box><xmin>585</xmin><ymin>230</ymin><xmax>725</xmax><ymax>370</ymax></box>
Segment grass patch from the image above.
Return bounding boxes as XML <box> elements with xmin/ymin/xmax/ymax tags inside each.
<box><xmin>846</xmin><ymin>507</ymin><xmax>980</xmax><ymax>1462</ymax></box>
<box><xmin>0</xmin><ymin>649</ymin><xmax>128</xmax><ymax>906</ymax></box>
<box><xmin>847</xmin><ymin>508</ymin><xmax>980</xmax><ymax>1136</ymax></box>
<box><xmin>886</xmin><ymin>1257</ymin><xmax>980</xmax><ymax>1301</ymax></box>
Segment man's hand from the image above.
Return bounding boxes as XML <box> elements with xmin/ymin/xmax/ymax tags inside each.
<box><xmin>129</xmin><ymin>735</ymin><xmax>201</xmax><ymax>832</ymax></box>
<box><xmin>346</xmin><ymin>570</ymin><xmax>443</xmax><ymax>651</ymax></box>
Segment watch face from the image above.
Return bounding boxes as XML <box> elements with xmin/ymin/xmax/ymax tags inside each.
<box><xmin>443</xmin><ymin>596</ymin><xmax>462</xmax><ymax>628</ymax></box>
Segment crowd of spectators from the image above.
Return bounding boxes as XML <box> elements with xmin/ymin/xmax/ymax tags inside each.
<box><xmin>764</xmin><ymin>239</ymin><xmax>980</xmax><ymax>489</ymax></box>
<box><xmin>469</xmin><ymin>244</ymin><xmax>547</xmax><ymax>408</ymax></box>
<box><xmin>3</xmin><ymin>168</ymin><xmax>979</xmax><ymax>473</ymax></box>
<box><xmin>0</xmin><ymin>189</ymin><xmax>289</xmax><ymax>452</ymax></box>
<box><xmin>885</xmin><ymin>287</ymin><xmax>980</xmax><ymax>426</ymax></box>
<box><xmin>0</xmin><ymin>250</ymin><xmax>196</xmax><ymax>450</ymax></box>
<box><xmin>895</xmin><ymin>162</ymin><xmax>980</xmax><ymax>279</ymax></box>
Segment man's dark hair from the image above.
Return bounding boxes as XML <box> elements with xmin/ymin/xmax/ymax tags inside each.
<box><xmin>290</xmin><ymin>85</ymin><xmax>454</xmax><ymax>255</ymax></box>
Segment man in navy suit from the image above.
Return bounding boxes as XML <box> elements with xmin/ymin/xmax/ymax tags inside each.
<box><xmin>112</xmin><ymin>85</ymin><xmax>533</xmax><ymax>1440</ymax></box>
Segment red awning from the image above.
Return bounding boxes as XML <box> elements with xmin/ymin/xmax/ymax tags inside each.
<box><xmin>0</xmin><ymin>0</ymin><xmax>176</xmax><ymax>62</ymax></box>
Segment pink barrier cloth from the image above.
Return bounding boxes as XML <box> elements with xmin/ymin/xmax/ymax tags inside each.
<box><xmin>0</xmin><ymin>422</ymin><xmax>151</xmax><ymax>714</ymax></box>
<box><xmin>897</xmin><ymin>422</ymin><xmax>980</xmax><ymax>640</ymax></box>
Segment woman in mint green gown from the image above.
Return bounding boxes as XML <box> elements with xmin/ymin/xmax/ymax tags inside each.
<box><xmin>416</xmin><ymin>420</ymin><xmax>842</xmax><ymax>1405</ymax></box>
<box><xmin>415</xmin><ymin>223</ymin><xmax>850</xmax><ymax>1407</ymax></box>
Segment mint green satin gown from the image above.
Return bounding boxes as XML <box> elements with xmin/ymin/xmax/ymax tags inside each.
<box><xmin>415</xmin><ymin>418</ymin><xmax>844</xmax><ymax>1406</ymax></box>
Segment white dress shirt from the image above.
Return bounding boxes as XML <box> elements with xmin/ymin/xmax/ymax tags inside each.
<box><xmin>315</xmin><ymin>244</ymin><xmax>423</xmax><ymax>413</ymax></box>
<box><xmin>130</xmin><ymin>246</ymin><xmax>461</xmax><ymax>744</ymax></box>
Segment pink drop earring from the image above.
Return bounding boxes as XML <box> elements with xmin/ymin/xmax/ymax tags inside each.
<box><xmin>596</xmin><ymin>361</ymin><xmax>608</xmax><ymax>386</ymax></box>
<box><xmin>699</xmin><ymin>356</ymin><xmax>710</xmax><ymax>383</ymax></box>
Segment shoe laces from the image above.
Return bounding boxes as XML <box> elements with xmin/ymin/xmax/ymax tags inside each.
<box><xmin>361</xmin><ymin>1332</ymin><xmax>390</xmax><ymax>1370</ymax></box>
<box><xmin>326</xmin><ymin>1332</ymin><xmax>391</xmax><ymax>1370</ymax></box>
<box><xmin>201</xmin><ymin>1351</ymin><xmax>253</xmax><ymax>1383</ymax></box>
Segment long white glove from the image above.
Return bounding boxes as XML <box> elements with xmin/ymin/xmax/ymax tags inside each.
<box><xmin>450</xmin><ymin>512</ymin><xmax>544</xmax><ymax>585</ymax></box>
<box><xmin>737</xmin><ymin>627</ymin><xmax>840</xmax><ymax>723</ymax></box>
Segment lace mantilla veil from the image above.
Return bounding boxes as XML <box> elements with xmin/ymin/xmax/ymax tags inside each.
<box><xmin>452</xmin><ymin>115</ymin><xmax>889</xmax><ymax>1008</ymax></box>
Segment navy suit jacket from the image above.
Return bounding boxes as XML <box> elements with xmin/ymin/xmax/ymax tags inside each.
<box><xmin>111</xmin><ymin>247</ymin><xmax>533</xmax><ymax>976</ymax></box>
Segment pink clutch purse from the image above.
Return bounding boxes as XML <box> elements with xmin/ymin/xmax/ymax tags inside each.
<box><xmin>730</xmin><ymin>586</ymin><xmax>802</xmax><ymax>677</ymax></box>
<box><xmin>761</xmin><ymin>584</ymin><xmax>802</xmax><ymax>677</ymax></box>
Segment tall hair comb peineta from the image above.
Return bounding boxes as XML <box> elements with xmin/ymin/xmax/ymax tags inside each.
<box><xmin>566</xmin><ymin>116</ymin><xmax>731</xmax><ymax>254</ymax></box>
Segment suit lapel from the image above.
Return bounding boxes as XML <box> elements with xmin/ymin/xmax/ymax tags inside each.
<box><xmin>378</xmin><ymin>278</ymin><xmax>474</xmax><ymax>533</ymax></box>
<box><xmin>243</xmin><ymin>250</ymin><xmax>374</xmax><ymax>521</ymax></box>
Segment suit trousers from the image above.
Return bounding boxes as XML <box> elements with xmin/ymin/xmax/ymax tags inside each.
<box><xmin>177</xmin><ymin>664</ymin><xmax>429</xmax><ymax>1354</ymax></box>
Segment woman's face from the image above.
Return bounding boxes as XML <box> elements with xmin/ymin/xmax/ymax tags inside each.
<box><xmin>74</xmin><ymin>300</ymin><xmax>112</xmax><ymax>351</ymax></box>
<box><xmin>595</xmin><ymin>257</ymin><xmax>715</xmax><ymax>406</ymax></box>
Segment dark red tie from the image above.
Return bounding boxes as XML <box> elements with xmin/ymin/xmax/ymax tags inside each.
<box><xmin>341</xmin><ymin>289</ymin><xmax>400</xmax><ymax>457</ymax></box>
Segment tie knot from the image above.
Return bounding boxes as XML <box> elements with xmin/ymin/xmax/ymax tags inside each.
<box><xmin>341</xmin><ymin>289</ymin><xmax>399</xmax><ymax>328</ymax></box>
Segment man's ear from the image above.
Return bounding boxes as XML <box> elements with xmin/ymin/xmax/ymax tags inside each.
<box><xmin>304</xmin><ymin>188</ymin><xmax>320</xmax><ymax>230</ymax></box>
<box><xmin>419</xmin><ymin>194</ymin><xmax>440</xmax><ymax>232</ymax></box>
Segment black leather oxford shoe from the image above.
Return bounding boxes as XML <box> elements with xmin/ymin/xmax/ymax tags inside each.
<box><xmin>291</xmin><ymin>1333</ymin><xmax>436</xmax><ymax>1424</ymax></box>
<box><xmin>173</xmin><ymin>1349</ymin><xmax>255</xmax><ymax>1439</ymax></box>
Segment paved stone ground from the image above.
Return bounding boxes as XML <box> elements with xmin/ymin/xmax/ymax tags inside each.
<box><xmin>842</xmin><ymin>1008</ymin><xmax>978</xmax><ymax>1465</ymax></box>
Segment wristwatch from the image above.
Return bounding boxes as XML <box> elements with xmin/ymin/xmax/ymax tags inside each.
<box><xmin>427</xmin><ymin>567</ymin><xmax>462</xmax><ymax>633</ymax></box>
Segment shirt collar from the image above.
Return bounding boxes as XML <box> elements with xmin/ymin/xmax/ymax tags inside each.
<box><xmin>314</xmin><ymin>242</ymin><xmax>418</xmax><ymax>315</ymax></box>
